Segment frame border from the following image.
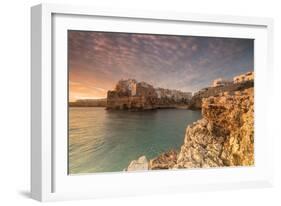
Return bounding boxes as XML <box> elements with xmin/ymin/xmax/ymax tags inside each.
<box><xmin>31</xmin><ymin>3</ymin><xmax>274</xmax><ymax>201</ymax></box>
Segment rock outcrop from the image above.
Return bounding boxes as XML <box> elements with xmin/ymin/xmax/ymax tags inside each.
<box><xmin>149</xmin><ymin>150</ymin><xmax>178</xmax><ymax>169</ymax></box>
<box><xmin>176</xmin><ymin>87</ymin><xmax>254</xmax><ymax>168</ymax></box>
<box><xmin>126</xmin><ymin>156</ymin><xmax>149</xmax><ymax>171</ymax></box>
<box><xmin>126</xmin><ymin>151</ymin><xmax>178</xmax><ymax>171</ymax></box>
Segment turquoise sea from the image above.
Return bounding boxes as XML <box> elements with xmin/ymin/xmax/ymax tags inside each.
<box><xmin>69</xmin><ymin>107</ymin><xmax>201</xmax><ymax>174</ymax></box>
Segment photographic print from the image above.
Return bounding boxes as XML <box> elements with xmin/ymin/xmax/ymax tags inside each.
<box><xmin>68</xmin><ymin>31</ymin><xmax>254</xmax><ymax>174</ymax></box>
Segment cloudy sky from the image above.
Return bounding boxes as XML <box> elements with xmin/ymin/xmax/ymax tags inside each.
<box><xmin>68</xmin><ymin>31</ymin><xmax>254</xmax><ymax>101</ymax></box>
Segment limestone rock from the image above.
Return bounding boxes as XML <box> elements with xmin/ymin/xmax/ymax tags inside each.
<box><xmin>126</xmin><ymin>156</ymin><xmax>149</xmax><ymax>171</ymax></box>
<box><xmin>149</xmin><ymin>150</ymin><xmax>178</xmax><ymax>169</ymax></box>
<box><xmin>175</xmin><ymin>87</ymin><xmax>254</xmax><ymax>168</ymax></box>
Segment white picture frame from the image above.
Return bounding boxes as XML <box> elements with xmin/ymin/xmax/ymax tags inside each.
<box><xmin>31</xmin><ymin>3</ymin><xmax>274</xmax><ymax>202</ymax></box>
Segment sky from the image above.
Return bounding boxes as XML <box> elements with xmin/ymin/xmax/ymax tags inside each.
<box><xmin>68</xmin><ymin>31</ymin><xmax>254</xmax><ymax>102</ymax></box>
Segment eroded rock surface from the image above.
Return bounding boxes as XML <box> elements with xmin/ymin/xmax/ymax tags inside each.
<box><xmin>175</xmin><ymin>88</ymin><xmax>254</xmax><ymax>168</ymax></box>
<box><xmin>149</xmin><ymin>150</ymin><xmax>178</xmax><ymax>169</ymax></box>
<box><xmin>126</xmin><ymin>156</ymin><xmax>149</xmax><ymax>171</ymax></box>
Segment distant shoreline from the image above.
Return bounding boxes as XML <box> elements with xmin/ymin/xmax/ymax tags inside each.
<box><xmin>69</xmin><ymin>105</ymin><xmax>106</xmax><ymax>108</ymax></box>
<box><xmin>68</xmin><ymin>104</ymin><xmax>191</xmax><ymax>109</ymax></box>
<box><xmin>69</xmin><ymin>98</ymin><xmax>107</xmax><ymax>107</ymax></box>
<box><xmin>69</xmin><ymin>105</ymin><xmax>189</xmax><ymax>109</ymax></box>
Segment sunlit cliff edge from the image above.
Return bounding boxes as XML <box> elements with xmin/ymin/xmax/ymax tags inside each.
<box><xmin>126</xmin><ymin>71</ymin><xmax>254</xmax><ymax>170</ymax></box>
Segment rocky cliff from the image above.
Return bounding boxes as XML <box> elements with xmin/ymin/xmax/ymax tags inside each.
<box><xmin>107</xmin><ymin>79</ymin><xmax>192</xmax><ymax>110</ymax></box>
<box><xmin>176</xmin><ymin>88</ymin><xmax>254</xmax><ymax>168</ymax></box>
<box><xmin>126</xmin><ymin>87</ymin><xmax>254</xmax><ymax>171</ymax></box>
<box><xmin>125</xmin><ymin>151</ymin><xmax>178</xmax><ymax>171</ymax></box>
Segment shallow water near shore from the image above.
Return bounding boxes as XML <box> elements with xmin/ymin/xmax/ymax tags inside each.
<box><xmin>69</xmin><ymin>107</ymin><xmax>201</xmax><ymax>174</ymax></box>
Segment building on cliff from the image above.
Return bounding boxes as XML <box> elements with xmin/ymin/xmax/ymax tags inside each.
<box><xmin>107</xmin><ymin>71</ymin><xmax>254</xmax><ymax>110</ymax></box>
<box><xmin>115</xmin><ymin>79</ymin><xmax>137</xmax><ymax>96</ymax></box>
<box><xmin>189</xmin><ymin>71</ymin><xmax>254</xmax><ymax>109</ymax></box>
<box><xmin>155</xmin><ymin>88</ymin><xmax>192</xmax><ymax>102</ymax></box>
<box><xmin>212</xmin><ymin>78</ymin><xmax>232</xmax><ymax>87</ymax></box>
<box><xmin>233</xmin><ymin>71</ymin><xmax>254</xmax><ymax>83</ymax></box>
<box><xmin>107</xmin><ymin>79</ymin><xmax>192</xmax><ymax>110</ymax></box>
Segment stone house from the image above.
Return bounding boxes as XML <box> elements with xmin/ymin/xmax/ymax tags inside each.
<box><xmin>233</xmin><ymin>71</ymin><xmax>254</xmax><ymax>83</ymax></box>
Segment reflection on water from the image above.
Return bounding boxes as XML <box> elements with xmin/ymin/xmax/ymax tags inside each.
<box><xmin>69</xmin><ymin>107</ymin><xmax>201</xmax><ymax>174</ymax></box>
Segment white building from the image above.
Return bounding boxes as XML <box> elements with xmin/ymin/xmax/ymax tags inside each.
<box><xmin>116</xmin><ymin>79</ymin><xmax>137</xmax><ymax>96</ymax></box>
<box><xmin>233</xmin><ymin>71</ymin><xmax>254</xmax><ymax>83</ymax></box>
<box><xmin>212</xmin><ymin>78</ymin><xmax>232</xmax><ymax>87</ymax></box>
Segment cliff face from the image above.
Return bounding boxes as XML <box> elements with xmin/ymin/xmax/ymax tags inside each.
<box><xmin>176</xmin><ymin>88</ymin><xmax>254</xmax><ymax>168</ymax></box>
<box><xmin>149</xmin><ymin>150</ymin><xmax>178</xmax><ymax>169</ymax></box>
<box><xmin>107</xmin><ymin>79</ymin><xmax>192</xmax><ymax>110</ymax></box>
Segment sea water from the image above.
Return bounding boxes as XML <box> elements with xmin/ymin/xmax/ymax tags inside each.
<box><xmin>69</xmin><ymin>107</ymin><xmax>201</xmax><ymax>174</ymax></box>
